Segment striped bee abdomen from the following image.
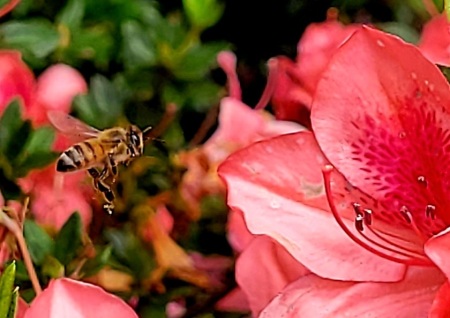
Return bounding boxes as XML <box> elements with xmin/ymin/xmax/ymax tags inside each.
<box><xmin>56</xmin><ymin>145</ymin><xmax>84</xmax><ymax>172</ymax></box>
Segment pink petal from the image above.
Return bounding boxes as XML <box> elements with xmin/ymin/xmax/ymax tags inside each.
<box><xmin>0</xmin><ymin>51</ymin><xmax>35</xmax><ymax>116</ymax></box>
<box><xmin>425</xmin><ymin>227</ymin><xmax>450</xmax><ymax>281</ymax></box>
<box><xmin>17</xmin><ymin>298</ymin><xmax>29</xmax><ymax>318</ymax></box>
<box><xmin>269</xmin><ymin>57</ymin><xmax>313</xmax><ymax>125</ymax></box>
<box><xmin>203</xmin><ymin>97</ymin><xmax>301</xmax><ymax>163</ymax></box>
<box><xmin>227</xmin><ymin>209</ymin><xmax>253</xmax><ymax>253</ymax></box>
<box><xmin>30</xmin><ymin>64</ymin><xmax>87</xmax><ymax>125</ymax></box>
<box><xmin>31</xmin><ymin>184</ymin><xmax>92</xmax><ymax>230</ymax></box>
<box><xmin>296</xmin><ymin>20</ymin><xmax>359</xmax><ymax>93</ymax></box>
<box><xmin>236</xmin><ymin>236</ymin><xmax>309</xmax><ymax>316</ymax></box>
<box><xmin>260</xmin><ymin>266</ymin><xmax>444</xmax><ymax>318</ymax></box>
<box><xmin>311</xmin><ymin>26</ymin><xmax>450</xmax><ymax>235</ymax></box>
<box><xmin>24</xmin><ymin>278</ymin><xmax>137</xmax><ymax>318</ymax></box>
<box><xmin>429</xmin><ymin>281</ymin><xmax>450</xmax><ymax>318</ymax></box>
<box><xmin>219</xmin><ymin>132</ymin><xmax>406</xmax><ymax>281</ymax></box>
<box><xmin>419</xmin><ymin>14</ymin><xmax>450</xmax><ymax>67</ymax></box>
<box><xmin>215</xmin><ymin>287</ymin><xmax>250</xmax><ymax>313</ymax></box>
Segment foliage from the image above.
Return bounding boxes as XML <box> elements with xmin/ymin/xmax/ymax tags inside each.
<box><xmin>0</xmin><ymin>0</ymin><xmax>445</xmax><ymax>317</ymax></box>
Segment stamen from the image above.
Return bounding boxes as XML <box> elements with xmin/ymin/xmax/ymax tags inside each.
<box><xmin>254</xmin><ymin>58</ymin><xmax>279</xmax><ymax>110</ymax></box>
<box><xmin>355</xmin><ymin>214</ymin><xmax>364</xmax><ymax>232</ymax></box>
<box><xmin>322</xmin><ymin>165</ymin><xmax>433</xmax><ymax>266</ymax></box>
<box><xmin>363</xmin><ymin>209</ymin><xmax>372</xmax><ymax>225</ymax></box>
<box><xmin>217</xmin><ymin>51</ymin><xmax>242</xmax><ymax>100</ymax></box>
<box><xmin>426</xmin><ymin>204</ymin><xmax>436</xmax><ymax>220</ymax></box>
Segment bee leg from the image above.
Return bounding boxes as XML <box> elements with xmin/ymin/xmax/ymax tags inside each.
<box><xmin>88</xmin><ymin>167</ymin><xmax>115</xmax><ymax>213</ymax></box>
<box><xmin>106</xmin><ymin>155</ymin><xmax>119</xmax><ymax>183</ymax></box>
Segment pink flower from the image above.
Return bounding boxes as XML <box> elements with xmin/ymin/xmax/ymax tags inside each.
<box><xmin>177</xmin><ymin>51</ymin><xmax>302</xmax><ymax>219</ymax></box>
<box><xmin>30</xmin><ymin>64</ymin><xmax>88</xmax><ymax>126</ymax></box>
<box><xmin>23</xmin><ymin>278</ymin><xmax>138</xmax><ymax>317</ymax></box>
<box><xmin>257</xmin><ymin>18</ymin><xmax>358</xmax><ymax>125</ymax></box>
<box><xmin>219</xmin><ymin>27</ymin><xmax>450</xmax><ymax>316</ymax></box>
<box><xmin>419</xmin><ymin>14</ymin><xmax>450</xmax><ymax>67</ymax></box>
<box><xmin>19</xmin><ymin>165</ymin><xmax>92</xmax><ymax>230</ymax></box>
<box><xmin>0</xmin><ymin>51</ymin><xmax>35</xmax><ymax>117</ymax></box>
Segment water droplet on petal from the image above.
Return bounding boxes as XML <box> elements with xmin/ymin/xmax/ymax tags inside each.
<box><xmin>411</xmin><ymin>72</ymin><xmax>417</xmax><ymax>80</ymax></box>
<box><xmin>376</xmin><ymin>40</ymin><xmax>385</xmax><ymax>47</ymax></box>
<box><xmin>270</xmin><ymin>200</ymin><xmax>281</xmax><ymax>209</ymax></box>
<box><xmin>398</xmin><ymin>131</ymin><xmax>406</xmax><ymax>139</ymax></box>
<box><xmin>429</xmin><ymin>83</ymin><xmax>435</xmax><ymax>92</ymax></box>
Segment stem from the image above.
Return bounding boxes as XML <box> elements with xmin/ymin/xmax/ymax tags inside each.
<box><xmin>189</xmin><ymin>103</ymin><xmax>220</xmax><ymax>147</ymax></box>
<box><xmin>423</xmin><ymin>0</ymin><xmax>439</xmax><ymax>17</ymax></box>
<box><xmin>0</xmin><ymin>209</ymin><xmax>42</xmax><ymax>295</ymax></box>
<box><xmin>0</xmin><ymin>0</ymin><xmax>20</xmax><ymax>18</ymax></box>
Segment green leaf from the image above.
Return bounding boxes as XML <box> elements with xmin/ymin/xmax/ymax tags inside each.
<box><xmin>0</xmin><ymin>19</ymin><xmax>60</xmax><ymax>58</ymax></box>
<box><xmin>0</xmin><ymin>262</ymin><xmax>16</xmax><ymax>318</ymax></box>
<box><xmin>73</xmin><ymin>75</ymin><xmax>123</xmax><ymax>129</ymax></box>
<box><xmin>68</xmin><ymin>27</ymin><xmax>114</xmax><ymax>67</ymax></box>
<box><xmin>14</xmin><ymin>127</ymin><xmax>57</xmax><ymax>177</ymax></box>
<box><xmin>172</xmin><ymin>42</ymin><xmax>229</xmax><ymax>80</ymax></box>
<box><xmin>56</xmin><ymin>0</ymin><xmax>85</xmax><ymax>30</ymax></box>
<box><xmin>121</xmin><ymin>20</ymin><xmax>157</xmax><ymax>69</ymax></box>
<box><xmin>0</xmin><ymin>100</ymin><xmax>23</xmax><ymax>154</ymax></box>
<box><xmin>183</xmin><ymin>0</ymin><xmax>224</xmax><ymax>29</ymax></box>
<box><xmin>24</xmin><ymin>220</ymin><xmax>54</xmax><ymax>265</ymax></box>
<box><xmin>54</xmin><ymin>212</ymin><xmax>83</xmax><ymax>266</ymax></box>
<box><xmin>377</xmin><ymin>22</ymin><xmax>419</xmax><ymax>44</ymax></box>
<box><xmin>41</xmin><ymin>255</ymin><xmax>65</xmax><ymax>279</ymax></box>
<box><xmin>105</xmin><ymin>229</ymin><xmax>154</xmax><ymax>280</ymax></box>
<box><xmin>185</xmin><ymin>81</ymin><xmax>221</xmax><ymax>111</ymax></box>
<box><xmin>81</xmin><ymin>245</ymin><xmax>112</xmax><ymax>277</ymax></box>
<box><xmin>7</xmin><ymin>287</ymin><xmax>19</xmax><ymax>318</ymax></box>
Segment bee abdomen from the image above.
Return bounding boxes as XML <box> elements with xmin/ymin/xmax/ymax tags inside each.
<box><xmin>56</xmin><ymin>145</ymin><xmax>85</xmax><ymax>172</ymax></box>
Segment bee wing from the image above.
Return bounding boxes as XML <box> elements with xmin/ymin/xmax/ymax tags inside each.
<box><xmin>47</xmin><ymin>111</ymin><xmax>100</xmax><ymax>140</ymax></box>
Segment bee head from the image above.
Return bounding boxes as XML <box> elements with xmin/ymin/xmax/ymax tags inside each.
<box><xmin>128</xmin><ymin>126</ymin><xmax>144</xmax><ymax>157</ymax></box>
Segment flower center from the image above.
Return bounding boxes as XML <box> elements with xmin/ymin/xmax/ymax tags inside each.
<box><xmin>322</xmin><ymin>165</ymin><xmax>434</xmax><ymax>266</ymax></box>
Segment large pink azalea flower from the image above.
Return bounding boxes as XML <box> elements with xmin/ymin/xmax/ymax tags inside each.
<box><xmin>219</xmin><ymin>27</ymin><xmax>450</xmax><ymax>316</ymax></box>
<box><xmin>23</xmin><ymin>278</ymin><xmax>138</xmax><ymax>317</ymax></box>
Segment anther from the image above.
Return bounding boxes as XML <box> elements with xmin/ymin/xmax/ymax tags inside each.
<box><xmin>363</xmin><ymin>209</ymin><xmax>373</xmax><ymax>225</ymax></box>
<box><xmin>355</xmin><ymin>214</ymin><xmax>364</xmax><ymax>231</ymax></box>
<box><xmin>417</xmin><ymin>175</ymin><xmax>428</xmax><ymax>186</ymax></box>
<box><xmin>426</xmin><ymin>204</ymin><xmax>436</xmax><ymax>219</ymax></box>
<box><xmin>400</xmin><ymin>206</ymin><xmax>412</xmax><ymax>223</ymax></box>
<box><xmin>352</xmin><ymin>202</ymin><xmax>363</xmax><ymax>217</ymax></box>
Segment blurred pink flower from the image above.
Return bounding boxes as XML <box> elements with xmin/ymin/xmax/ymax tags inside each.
<box><xmin>23</xmin><ymin>278</ymin><xmax>138</xmax><ymax>318</ymax></box>
<box><xmin>419</xmin><ymin>14</ymin><xmax>450</xmax><ymax>67</ymax></box>
<box><xmin>0</xmin><ymin>51</ymin><xmax>35</xmax><ymax>117</ymax></box>
<box><xmin>30</xmin><ymin>64</ymin><xmax>88</xmax><ymax>126</ymax></box>
<box><xmin>220</xmin><ymin>27</ymin><xmax>450</xmax><ymax>317</ymax></box>
<box><xmin>19</xmin><ymin>165</ymin><xmax>92</xmax><ymax>230</ymax></box>
<box><xmin>140</xmin><ymin>205</ymin><xmax>174</xmax><ymax>241</ymax></box>
<box><xmin>177</xmin><ymin>51</ymin><xmax>302</xmax><ymax>220</ymax></box>
<box><xmin>256</xmin><ymin>17</ymin><xmax>359</xmax><ymax>125</ymax></box>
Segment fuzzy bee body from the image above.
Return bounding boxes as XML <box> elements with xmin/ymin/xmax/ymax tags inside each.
<box><xmin>49</xmin><ymin>112</ymin><xmax>151</xmax><ymax>212</ymax></box>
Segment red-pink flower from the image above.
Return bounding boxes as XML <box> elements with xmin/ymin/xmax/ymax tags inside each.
<box><xmin>23</xmin><ymin>278</ymin><xmax>138</xmax><ymax>317</ymax></box>
<box><xmin>0</xmin><ymin>51</ymin><xmax>35</xmax><ymax>117</ymax></box>
<box><xmin>19</xmin><ymin>165</ymin><xmax>92</xmax><ymax>230</ymax></box>
<box><xmin>257</xmin><ymin>19</ymin><xmax>358</xmax><ymax>125</ymax></box>
<box><xmin>419</xmin><ymin>14</ymin><xmax>450</xmax><ymax>67</ymax></box>
<box><xmin>30</xmin><ymin>64</ymin><xmax>88</xmax><ymax>126</ymax></box>
<box><xmin>219</xmin><ymin>27</ymin><xmax>450</xmax><ymax>316</ymax></box>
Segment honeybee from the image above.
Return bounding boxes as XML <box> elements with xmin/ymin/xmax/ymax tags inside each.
<box><xmin>48</xmin><ymin>111</ymin><xmax>152</xmax><ymax>213</ymax></box>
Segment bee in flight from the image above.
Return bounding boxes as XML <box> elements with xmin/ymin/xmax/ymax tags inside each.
<box><xmin>48</xmin><ymin>111</ymin><xmax>152</xmax><ymax>213</ymax></box>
